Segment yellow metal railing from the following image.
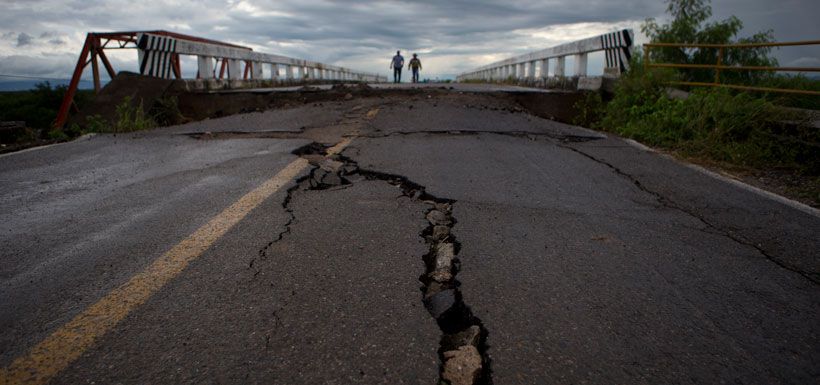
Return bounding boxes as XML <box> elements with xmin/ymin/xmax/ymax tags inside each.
<box><xmin>643</xmin><ymin>40</ymin><xmax>820</xmax><ymax>96</ymax></box>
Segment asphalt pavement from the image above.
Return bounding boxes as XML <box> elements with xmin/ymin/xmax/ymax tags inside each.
<box><xmin>1</xmin><ymin>86</ymin><xmax>817</xmax><ymax>384</ymax></box>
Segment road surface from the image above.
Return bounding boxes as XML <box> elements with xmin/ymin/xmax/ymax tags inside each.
<box><xmin>1</xmin><ymin>86</ymin><xmax>818</xmax><ymax>384</ymax></box>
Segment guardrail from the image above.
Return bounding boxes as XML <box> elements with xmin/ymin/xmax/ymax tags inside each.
<box><xmin>643</xmin><ymin>40</ymin><xmax>820</xmax><ymax>96</ymax></box>
<box><xmin>457</xmin><ymin>29</ymin><xmax>634</xmax><ymax>82</ymax></box>
<box><xmin>136</xmin><ymin>32</ymin><xmax>385</xmax><ymax>82</ymax></box>
<box><xmin>55</xmin><ymin>30</ymin><xmax>387</xmax><ymax>128</ymax></box>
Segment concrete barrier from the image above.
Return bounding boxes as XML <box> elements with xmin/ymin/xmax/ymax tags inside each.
<box><xmin>457</xmin><ymin>29</ymin><xmax>633</xmax><ymax>85</ymax></box>
<box><xmin>136</xmin><ymin>33</ymin><xmax>386</xmax><ymax>83</ymax></box>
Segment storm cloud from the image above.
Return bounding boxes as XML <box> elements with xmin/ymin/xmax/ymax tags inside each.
<box><xmin>0</xmin><ymin>0</ymin><xmax>817</xmax><ymax>80</ymax></box>
<box><xmin>15</xmin><ymin>33</ymin><xmax>34</xmax><ymax>47</ymax></box>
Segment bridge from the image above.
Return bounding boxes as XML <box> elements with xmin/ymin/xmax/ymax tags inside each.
<box><xmin>1</xmin><ymin>29</ymin><xmax>819</xmax><ymax>385</ymax></box>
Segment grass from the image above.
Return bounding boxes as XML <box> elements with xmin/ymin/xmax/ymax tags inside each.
<box><xmin>575</xmin><ymin>61</ymin><xmax>819</xmax><ymax>176</ymax></box>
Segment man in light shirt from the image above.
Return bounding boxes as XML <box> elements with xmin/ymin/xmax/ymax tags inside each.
<box><xmin>390</xmin><ymin>50</ymin><xmax>404</xmax><ymax>83</ymax></box>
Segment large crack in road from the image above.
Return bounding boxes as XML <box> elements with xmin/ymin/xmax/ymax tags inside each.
<box><xmin>255</xmin><ymin>141</ymin><xmax>493</xmax><ymax>385</ymax></box>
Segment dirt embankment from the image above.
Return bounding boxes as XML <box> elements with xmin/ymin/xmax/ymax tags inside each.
<box><xmin>69</xmin><ymin>72</ymin><xmax>586</xmax><ymax>128</ymax></box>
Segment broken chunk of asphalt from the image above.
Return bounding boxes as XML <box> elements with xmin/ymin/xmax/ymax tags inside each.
<box><xmin>431</xmin><ymin>225</ymin><xmax>450</xmax><ymax>241</ymax></box>
<box><xmin>426</xmin><ymin>209</ymin><xmax>452</xmax><ymax>226</ymax></box>
<box><xmin>425</xmin><ymin>289</ymin><xmax>457</xmax><ymax>319</ymax></box>
<box><xmin>442</xmin><ymin>325</ymin><xmax>482</xmax><ymax>351</ymax></box>
<box><xmin>286</xmin><ymin>142</ymin><xmax>493</xmax><ymax>385</ymax></box>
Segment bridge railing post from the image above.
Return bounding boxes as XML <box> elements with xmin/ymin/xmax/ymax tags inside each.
<box><xmin>574</xmin><ymin>53</ymin><xmax>588</xmax><ymax>77</ymax></box>
<box><xmin>251</xmin><ymin>61</ymin><xmax>263</xmax><ymax>79</ymax></box>
<box><xmin>555</xmin><ymin>56</ymin><xmax>565</xmax><ymax>77</ymax></box>
<box><xmin>227</xmin><ymin>59</ymin><xmax>241</xmax><ymax>79</ymax></box>
<box><xmin>198</xmin><ymin>56</ymin><xmax>214</xmax><ymax>79</ymax></box>
<box><xmin>271</xmin><ymin>63</ymin><xmax>279</xmax><ymax>81</ymax></box>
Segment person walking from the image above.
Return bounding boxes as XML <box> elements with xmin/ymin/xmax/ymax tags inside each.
<box><xmin>408</xmin><ymin>53</ymin><xmax>422</xmax><ymax>83</ymax></box>
<box><xmin>390</xmin><ymin>50</ymin><xmax>404</xmax><ymax>83</ymax></box>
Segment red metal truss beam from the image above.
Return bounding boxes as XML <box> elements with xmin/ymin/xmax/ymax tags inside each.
<box><xmin>172</xmin><ymin>54</ymin><xmax>182</xmax><ymax>79</ymax></box>
<box><xmin>95</xmin><ymin>40</ymin><xmax>117</xmax><ymax>79</ymax></box>
<box><xmin>54</xmin><ymin>34</ymin><xmax>93</xmax><ymax>129</ymax></box>
<box><xmin>219</xmin><ymin>59</ymin><xmax>227</xmax><ymax>79</ymax></box>
<box><xmin>53</xmin><ymin>30</ymin><xmax>256</xmax><ymax>128</ymax></box>
<box><xmin>98</xmin><ymin>30</ymin><xmax>251</xmax><ymax>50</ymax></box>
<box><xmin>146</xmin><ymin>30</ymin><xmax>251</xmax><ymax>50</ymax></box>
<box><xmin>90</xmin><ymin>45</ymin><xmax>100</xmax><ymax>93</ymax></box>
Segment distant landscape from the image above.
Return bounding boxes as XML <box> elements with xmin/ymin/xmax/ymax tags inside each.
<box><xmin>0</xmin><ymin>79</ymin><xmax>103</xmax><ymax>92</ymax></box>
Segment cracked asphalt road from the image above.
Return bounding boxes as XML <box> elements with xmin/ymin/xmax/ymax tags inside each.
<box><xmin>1</xmin><ymin>88</ymin><xmax>818</xmax><ymax>384</ymax></box>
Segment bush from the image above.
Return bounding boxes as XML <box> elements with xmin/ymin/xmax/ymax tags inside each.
<box><xmin>0</xmin><ymin>82</ymin><xmax>92</xmax><ymax>132</ymax></box>
<box><xmin>572</xmin><ymin>92</ymin><xmax>604</xmax><ymax>128</ymax></box>
<box><xmin>150</xmin><ymin>96</ymin><xmax>185</xmax><ymax>126</ymax></box>
<box><xmin>591</xmin><ymin>60</ymin><xmax>817</xmax><ymax>174</ymax></box>
<box><xmin>642</xmin><ymin>0</ymin><xmax>777</xmax><ymax>85</ymax></box>
<box><xmin>754</xmin><ymin>74</ymin><xmax>820</xmax><ymax>110</ymax></box>
<box><xmin>116</xmin><ymin>97</ymin><xmax>155</xmax><ymax>132</ymax></box>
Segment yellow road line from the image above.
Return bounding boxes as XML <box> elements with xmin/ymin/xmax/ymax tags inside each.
<box><xmin>327</xmin><ymin>137</ymin><xmax>352</xmax><ymax>155</ymax></box>
<box><xmin>0</xmin><ymin>139</ymin><xmax>351</xmax><ymax>385</ymax></box>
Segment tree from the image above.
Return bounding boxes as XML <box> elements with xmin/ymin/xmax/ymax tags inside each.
<box><xmin>641</xmin><ymin>0</ymin><xmax>777</xmax><ymax>84</ymax></box>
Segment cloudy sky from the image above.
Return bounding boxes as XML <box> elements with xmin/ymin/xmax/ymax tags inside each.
<box><xmin>0</xmin><ymin>0</ymin><xmax>818</xmax><ymax>82</ymax></box>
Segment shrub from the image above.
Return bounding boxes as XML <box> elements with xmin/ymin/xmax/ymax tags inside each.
<box><xmin>0</xmin><ymin>82</ymin><xmax>92</xmax><ymax>132</ymax></box>
<box><xmin>642</xmin><ymin>0</ymin><xmax>777</xmax><ymax>85</ymax></box>
<box><xmin>593</xmin><ymin>63</ymin><xmax>816</xmax><ymax>173</ymax></box>
<box><xmin>112</xmin><ymin>96</ymin><xmax>156</xmax><ymax>132</ymax></box>
<box><xmin>150</xmin><ymin>96</ymin><xmax>185</xmax><ymax>126</ymax></box>
<box><xmin>572</xmin><ymin>92</ymin><xmax>604</xmax><ymax>128</ymax></box>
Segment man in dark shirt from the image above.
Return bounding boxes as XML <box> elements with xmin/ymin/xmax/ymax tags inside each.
<box><xmin>408</xmin><ymin>54</ymin><xmax>423</xmax><ymax>83</ymax></box>
<box><xmin>390</xmin><ymin>51</ymin><xmax>404</xmax><ymax>83</ymax></box>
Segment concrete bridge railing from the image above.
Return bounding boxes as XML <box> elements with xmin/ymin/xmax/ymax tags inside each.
<box><xmin>137</xmin><ymin>32</ymin><xmax>386</xmax><ymax>83</ymax></box>
<box><xmin>55</xmin><ymin>30</ymin><xmax>387</xmax><ymax>128</ymax></box>
<box><xmin>457</xmin><ymin>29</ymin><xmax>634</xmax><ymax>83</ymax></box>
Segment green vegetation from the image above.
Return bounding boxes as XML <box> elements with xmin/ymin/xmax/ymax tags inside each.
<box><xmin>588</xmin><ymin>63</ymin><xmax>817</xmax><ymax>173</ymax></box>
<box><xmin>576</xmin><ymin>0</ymin><xmax>819</xmax><ymax>181</ymax></box>
<box><xmin>71</xmin><ymin>95</ymin><xmax>185</xmax><ymax>135</ymax></box>
<box><xmin>48</xmin><ymin>96</ymin><xmax>164</xmax><ymax>141</ymax></box>
<box><xmin>642</xmin><ymin>0</ymin><xmax>777</xmax><ymax>85</ymax></box>
<box><xmin>1</xmin><ymin>81</ymin><xmax>186</xmax><ymax>147</ymax></box>
<box><xmin>0</xmin><ymin>82</ymin><xmax>93</xmax><ymax>145</ymax></box>
<box><xmin>112</xmin><ymin>96</ymin><xmax>156</xmax><ymax>132</ymax></box>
